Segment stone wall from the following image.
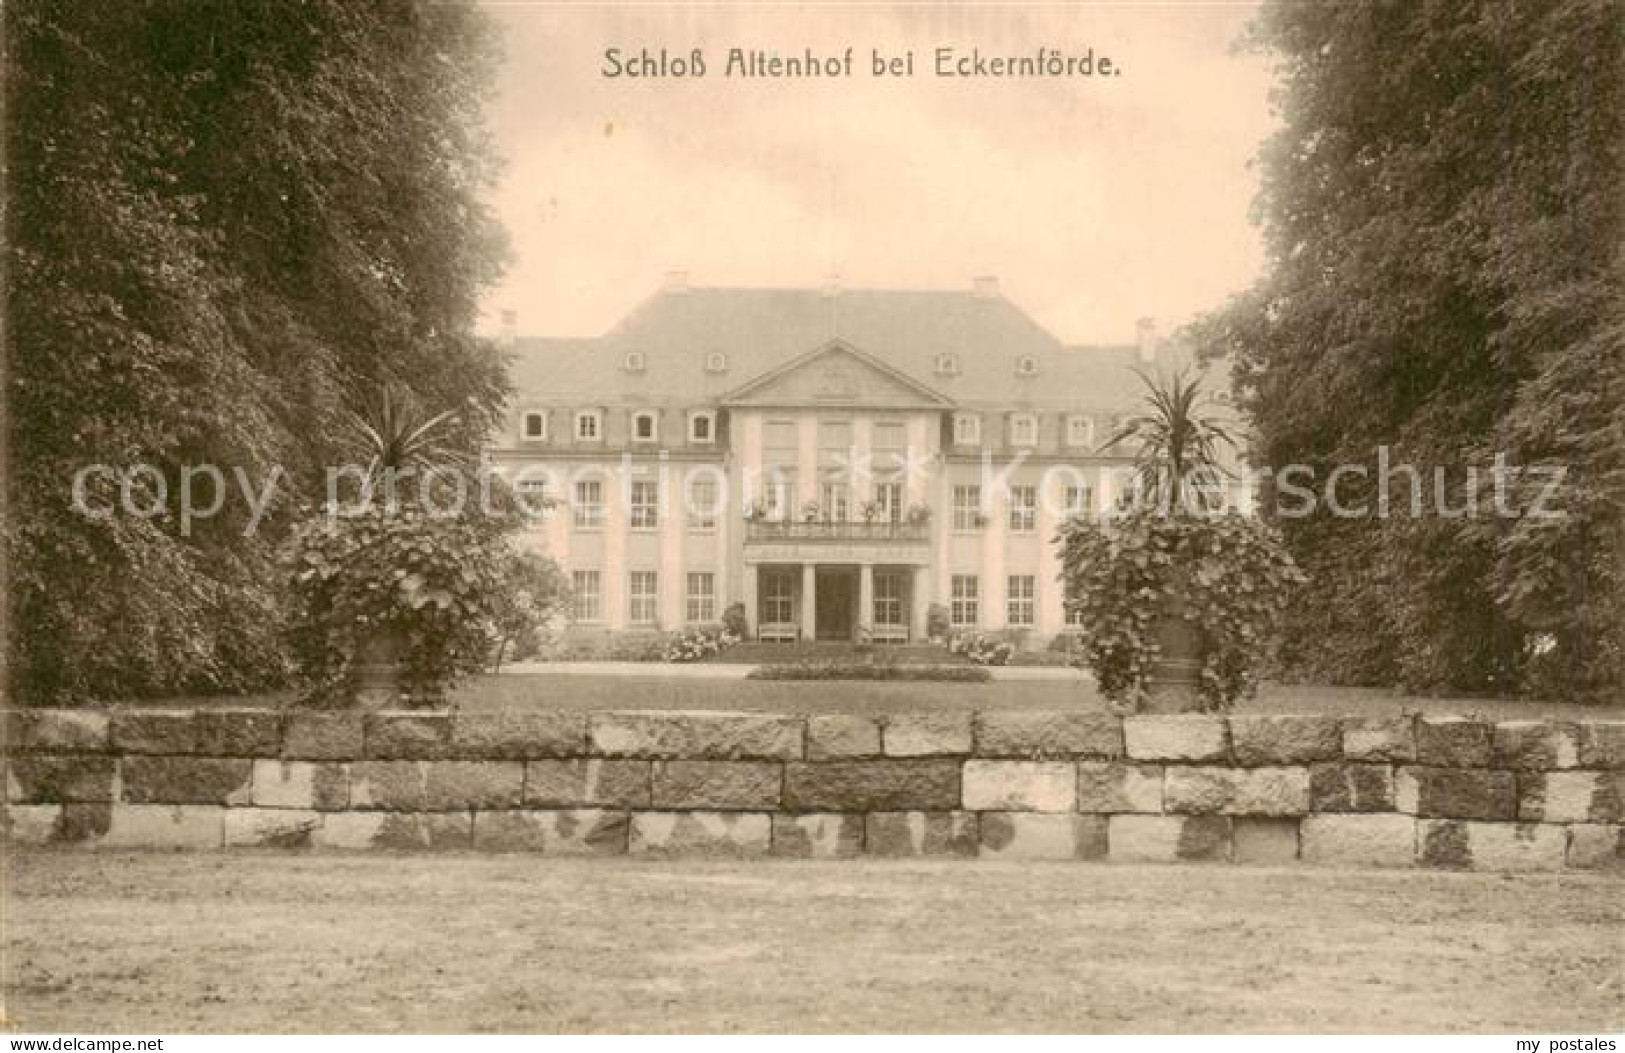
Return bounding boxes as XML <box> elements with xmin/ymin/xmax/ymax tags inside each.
<box><xmin>4</xmin><ymin>708</ymin><xmax>1621</xmax><ymax>870</ymax></box>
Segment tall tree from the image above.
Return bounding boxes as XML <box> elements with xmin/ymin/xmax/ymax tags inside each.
<box><xmin>6</xmin><ymin>0</ymin><xmax>510</xmax><ymax>702</ymax></box>
<box><xmin>1198</xmin><ymin>0</ymin><xmax>1623</xmax><ymax>699</ymax></box>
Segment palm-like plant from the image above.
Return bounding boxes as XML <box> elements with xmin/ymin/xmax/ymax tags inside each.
<box><xmin>1101</xmin><ymin>366</ymin><xmax>1237</xmax><ymax>515</ymax></box>
<box><xmin>343</xmin><ymin>382</ymin><xmax>468</xmax><ymax>486</ymax></box>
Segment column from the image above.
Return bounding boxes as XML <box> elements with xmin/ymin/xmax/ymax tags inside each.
<box><xmin>659</xmin><ymin>462</ymin><xmax>684</xmax><ymax>629</ymax></box>
<box><xmin>798</xmin><ymin>415</ymin><xmax>819</xmax><ymax>508</ymax></box>
<box><xmin>858</xmin><ymin>563</ymin><xmax>874</xmax><ymax>634</ymax></box>
<box><xmin>910</xmin><ymin>565</ymin><xmax>930</xmax><ymax>642</ymax></box>
<box><xmin>801</xmin><ymin>562</ymin><xmax>818</xmax><ymax>641</ymax></box>
<box><xmin>741</xmin><ymin>562</ymin><xmax>758</xmax><ymax>638</ymax></box>
<box><xmin>1036</xmin><ymin>475</ymin><xmax>1063</xmax><ymax>634</ymax></box>
<box><xmin>982</xmin><ymin>483</ymin><xmax>1006</xmax><ymax>631</ymax></box>
<box><xmin>603</xmin><ymin>467</ymin><xmax>627</xmax><ymax>631</ymax></box>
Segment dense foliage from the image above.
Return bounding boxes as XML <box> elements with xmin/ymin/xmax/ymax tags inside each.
<box><xmin>7</xmin><ymin>1</ymin><xmax>510</xmax><ymax>703</ymax></box>
<box><xmin>487</xmin><ymin>552</ymin><xmax>572</xmax><ymax>671</ymax></box>
<box><xmin>1197</xmin><ymin>1</ymin><xmax>1624</xmax><ymax>700</ymax></box>
<box><xmin>1060</xmin><ymin>512</ymin><xmax>1305</xmax><ymax>711</ymax></box>
<box><xmin>747</xmin><ymin>662</ymin><xmax>990</xmax><ymax>683</ymax></box>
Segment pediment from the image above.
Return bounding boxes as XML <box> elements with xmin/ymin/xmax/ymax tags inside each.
<box><xmin>719</xmin><ymin>340</ymin><xmax>952</xmax><ymax>408</ymax></box>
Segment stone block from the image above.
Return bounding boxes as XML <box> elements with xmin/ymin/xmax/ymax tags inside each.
<box><xmin>651</xmin><ymin>761</ymin><xmax>781</xmax><ymax>809</ymax></box>
<box><xmin>121</xmin><ymin>756</ymin><xmax>253</xmax><ymax>805</ymax></box>
<box><xmin>523</xmin><ymin>759</ymin><xmax>650</xmax><ymax>807</ymax></box>
<box><xmin>17</xmin><ymin>710</ymin><xmax>110</xmax><ymax>752</ymax></box>
<box><xmin>312</xmin><ymin>811</ymin><xmax>471</xmax><ymax>850</ymax></box>
<box><xmin>101</xmin><ymin>804</ymin><xmax>223</xmax><ymax>849</ymax></box>
<box><xmin>1107</xmin><ymin>815</ymin><xmax>1231</xmax><ymax>863</ymax></box>
<box><xmin>589</xmin><ymin>712</ymin><xmax>802</xmax><ymax>760</ymax></box>
<box><xmin>110</xmin><ymin>710</ymin><xmax>196</xmax><ymax>754</ymax></box>
<box><xmin>450</xmin><ymin>712</ymin><xmax>586</xmax><ymax>759</ymax></box>
<box><xmin>961</xmin><ymin>760</ymin><xmax>1076</xmax><ymax>812</ymax></box>
<box><xmin>1163</xmin><ymin>766</ymin><xmax>1309</xmax><ymax>816</ymax></box>
<box><xmin>1299</xmin><ymin>814</ymin><xmax>1415</xmax><ymax>868</ymax></box>
<box><xmin>783</xmin><ymin>760</ymin><xmax>960</xmax><ymax>811</ymax></box>
<box><xmin>1075</xmin><ymin>762</ymin><xmax>1164</xmax><ymax>813</ymax></box>
<box><xmin>1565</xmin><ymin>824</ymin><xmax>1624</xmax><ymax>870</ymax></box>
<box><xmin>771</xmin><ymin>813</ymin><xmax>864</xmax><ymax>858</ymax></box>
<box><xmin>53</xmin><ymin>802</ymin><xmax>114</xmax><ymax>842</ymax></box>
<box><xmin>1233</xmin><ymin>817</ymin><xmax>1299</xmax><ymax>863</ymax></box>
<box><xmin>978</xmin><ymin>812</ymin><xmax>1107</xmax><ymax>860</ymax></box>
<box><xmin>864</xmin><ymin>811</ymin><xmax>978</xmax><ymax>857</ymax></box>
<box><xmin>282</xmin><ymin>713</ymin><xmax>365</xmax><ymax>760</ymax></box>
<box><xmin>1123</xmin><ymin>716</ymin><xmax>1228</xmax><ymax>762</ymax></box>
<box><xmin>1309</xmin><ymin>763</ymin><xmax>1396</xmax><ymax>812</ymax></box>
<box><xmin>973</xmin><ymin>711</ymin><xmax>1124</xmax><ymax>758</ymax></box>
<box><xmin>1517</xmin><ymin>770</ymin><xmax>1623</xmax><ymax>823</ymax></box>
<box><xmin>194</xmin><ymin>710</ymin><xmax>282</xmax><ymax>757</ymax></box>
<box><xmin>6</xmin><ymin>754</ymin><xmax>116</xmax><ymax>803</ymax></box>
<box><xmin>1341</xmin><ymin>718</ymin><xmax>1416</xmax><ymax>763</ymax></box>
<box><xmin>1492</xmin><ymin>721</ymin><xmax>1580</xmax><ymax>770</ymax></box>
<box><xmin>1228</xmin><ymin>715</ymin><xmax>1342</xmax><ymax>765</ymax></box>
<box><xmin>882</xmin><ymin>712</ymin><xmax>972</xmax><ymax>756</ymax></box>
<box><xmin>1418</xmin><ymin>820</ymin><xmax>1564</xmax><ymax>871</ymax></box>
<box><xmin>472</xmin><ymin>809</ymin><xmax>628</xmax><ymax>854</ymax></box>
<box><xmin>348</xmin><ymin>762</ymin><xmax>426</xmax><ymax>809</ymax></box>
<box><xmin>251</xmin><ymin>760</ymin><xmax>349</xmax><ymax>810</ymax></box>
<box><xmin>3</xmin><ymin>804</ymin><xmax>62</xmax><ymax>844</ymax></box>
<box><xmin>1579</xmin><ymin>723</ymin><xmax>1625</xmax><ymax>769</ymax></box>
<box><xmin>806</xmin><ymin>715</ymin><xmax>881</xmax><ymax>760</ymax></box>
<box><xmin>365</xmin><ymin>712</ymin><xmax>454</xmax><ymax>759</ymax></box>
<box><xmin>1414</xmin><ymin>717</ymin><xmax>1492</xmax><ymax>767</ymax></box>
<box><xmin>224</xmin><ymin>808</ymin><xmax>320</xmax><ymax>848</ymax></box>
<box><xmin>628</xmin><ymin>811</ymin><xmax>771</xmax><ymax>856</ymax></box>
<box><xmin>1396</xmin><ymin>766</ymin><xmax>1516</xmax><ymax>820</ymax></box>
<box><xmin>423</xmin><ymin>761</ymin><xmax>524</xmax><ymax>810</ymax></box>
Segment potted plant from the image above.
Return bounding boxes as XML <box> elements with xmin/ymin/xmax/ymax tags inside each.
<box><xmin>1058</xmin><ymin>367</ymin><xmax>1304</xmax><ymax>712</ymax></box>
<box><xmin>906</xmin><ymin>503</ymin><xmax>932</xmax><ymax>527</ymax></box>
<box><xmin>800</xmin><ymin>499</ymin><xmax>821</xmax><ymax>523</ymax></box>
<box><xmin>859</xmin><ymin>500</ymin><xmax>881</xmax><ymax>523</ymax></box>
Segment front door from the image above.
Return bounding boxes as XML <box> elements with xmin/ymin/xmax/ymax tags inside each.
<box><xmin>815</xmin><ymin>568</ymin><xmax>855</xmax><ymax>641</ymax></box>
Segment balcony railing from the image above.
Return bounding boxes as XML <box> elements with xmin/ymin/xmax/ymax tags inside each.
<box><xmin>744</xmin><ymin>518</ymin><xmax>930</xmax><ymax>543</ymax></box>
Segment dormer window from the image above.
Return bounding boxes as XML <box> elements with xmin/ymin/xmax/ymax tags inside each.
<box><xmin>1066</xmin><ymin>414</ymin><xmax>1095</xmax><ymax>448</ymax></box>
<box><xmin>953</xmin><ymin>412</ymin><xmax>981</xmax><ymax>446</ymax></box>
<box><xmin>1010</xmin><ymin>413</ymin><xmax>1038</xmax><ymax>447</ymax></box>
<box><xmin>705</xmin><ymin>351</ymin><xmax>728</xmax><ymax>373</ymax></box>
<box><xmin>632</xmin><ymin>410</ymin><xmax>659</xmax><ymax>442</ymax></box>
<box><xmin>574</xmin><ymin>410</ymin><xmax>603</xmax><ymax>442</ymax></box>
<box><xmin>689</xmin><ymin>410</ymin><xmax>715</xmax><ymax>443</ymax></box>
<box><xmin>935</xmin><ymin>352</ymin><xmax>961</xmax><ymax>377</ymax></box>
<box><xmin>521</xmin><ymin>410</ymin><xmax>548</xmax><ymax>441</ymax></box>
<box><xmin>1015</xmin><ymin>355</ymin><xmax>1039</xmax><ymax>378</ymax></box>
<box><xmin>623</xmin><ymin>351</ymin><xmax>647</xmax><ymax>373</ymax></box>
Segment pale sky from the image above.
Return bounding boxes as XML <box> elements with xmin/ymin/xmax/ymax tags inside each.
<box><xmin>478</xmin><ymin>2</ymin><xmax>1272</xmax><ymax>345</ymax></box>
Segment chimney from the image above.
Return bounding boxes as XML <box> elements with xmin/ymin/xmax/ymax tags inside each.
<box><xmin>821</xmin><ymin>273</ymin><xmax>842</xmax><ymax>298</ymax></box>
<box><xmin>663</xmin><ymin>270</ymin><xmax>690</xmax><ymax>293</ymax></box>
<box><xmin>971</xmin><ymin>275</ymin><xmax>1000</xmax><ymax>300</ymax></box>
<box><xmin>1135</xmin><ymin>316</ymin><xmax>1159</xmax><ymax>364</ymax></box>
<box><xmin>499</xmin><ymin>308</ymin><xmax>518</xmax><ymax>346</ymax></box>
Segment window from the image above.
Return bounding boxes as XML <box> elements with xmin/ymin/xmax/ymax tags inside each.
<box><xmin>686</xmin><ymin>572</ymin><xmax>716</xmax><ymax>623</ymax></box>
<box><xmin>874</xmin><ymin>481</ymin><xmax>902</xmax><ymax>523</ymax></box>
<box><xmin>632</xmin><ymin>410</ymin><xmax>658</xmax><ymax>442</ymax></box>
<box><xmin>1010</xmin><ymin>414</ymin><xmax>1038</xmax><ymax>447</ymax></box>
<box><xmin>952</xmin><ymin>485</ymin><xmax>982</xmax><ymax>531</ymax></box>
<box><xmin>1008</xmin><ymin>484</ymin><xmax>1037</xmax><ymax>533</ymax></box>
<box><xmin>628</xmin><ymin>571</ymin><xmax>658</xmax><ymax>625</ymax></box>
<box><xmin>762</xmin><ymin>570</ymin><xmax>795</xmax><ymax>625</ymax></box>
<box><xmin>953</xmin><ymin>413</ymin><xmax>981</xmax><ymax>446</ymax></box>
<box><xmin>689</xmin><ymin>411</ymin><xmax>714</xmax><ymax>443</ymax></box>
<box><xmin>1007</xmin><ymin>575</ymin><xmax>1035</xmax><ymax>626</ymax></box>
<box><xmin>574</xmin><ymin>410</ymin><xmax>602</xmax><ymax>442</ymax></box>
<box><xmin>522</xmin><ymin>411</ymin><xmax>547</xmax><ymax>440</ymax></box>
<box><xmin>820</xmin><ymin>478</ymin><xmax>849</xmax><ymax>522</ymax></box>
<box><xmin>623</xmin><ymin>351</ymin><xmax>646</xmax><ymax>373</ymax></box>
<box><xmin>705</xmin><ymin>351</ymin><xmax>728</xmax><ymax>373</ymax></box>
<box><xmin>1015</xmin><ymin>355</ymin><xmax>1039</xmax><ymax>377</ymax></box>
<box><xmin>950</xmin><ymin>575</ymin><xmax>979</xmax><ymax>628</ymax></box>
<box><xmin>515</xmin><ymin>477</ymin><xmax>549</xmax><ymax>523</ymax></box>
<box><xmin>1064</xmin><ymin>484</ymin><xmax>1094</xmax><ymax>517</ymax></box>
<box><xmin>572</xmin><ymin>479</ymin><xmax>603</xmax><ymax>529</ymax></box>
<box><xmin>571</xmin><ymin>570</ymin><xmax>601</xmax><ymax>622</ymax></box>
<box><xmin>630</xmin><ymin>480</ymin><xmax>659</xmax><ymax>530</ymax></box>
<box><xmin>872</xmin><ymin>421</ymin><xmax>906</xmax><ymax>478</ymax></box>
<box><xmin>687</xmin><ymin>477</ymin><xmax>717</xmax><ymax>531</ymax></box>
<box><xmin>763</xmin><ymin>474</ymin><xmax>794</xmax><ymax>522</ymax></box>
<box><xmin>1067</xmin><ymin>414</ymin><xmax>1095</xmax><ymax>448</ymax></box>
<box><xmin>874</xmin><ymin>572</ymin><xmax>904</xmax><ymax>627</ymax></box>
<box><xmin>935</xmin><ymin>352</ymin><xmax>961</xmax><ymax>376</ymax></box>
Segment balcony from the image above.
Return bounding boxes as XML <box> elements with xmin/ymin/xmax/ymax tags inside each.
<box><xmin>745</xmin><ymin>519</ymin><xmax>930</xmax><ymax>543</ymax></box>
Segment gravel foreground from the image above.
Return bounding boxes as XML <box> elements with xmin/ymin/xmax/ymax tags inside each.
<box><xmin>3</xmin><ymin>850</ymin><xmax>1620</xmax><ymax>1034</ymax></box>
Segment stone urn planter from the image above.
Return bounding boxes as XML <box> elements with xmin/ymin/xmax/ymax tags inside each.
<box><xmin>350</xmin><ymin>627</ymin><xmax>407</xmax><ymax>709</ymax></box>
<box><xmin>1141</xmin><ymin>601</ymin><xmax>1205</xmax><ymax>713</ymax></box>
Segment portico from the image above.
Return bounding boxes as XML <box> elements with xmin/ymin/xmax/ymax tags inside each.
<box><xmin>743</xmin><ymin>555</ymin><xmax>931</xmax><ymax>644</ymax></box>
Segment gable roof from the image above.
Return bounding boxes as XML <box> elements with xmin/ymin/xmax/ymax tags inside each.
<box><xmin>507</xmin><ymin>285</ymin><xmax>1151</xmax><ymax>411</ymax></box>
<box><xmin>718</xmin><ymin>339</ymin><xmax>954</xmax><ymax>408</ymax></box>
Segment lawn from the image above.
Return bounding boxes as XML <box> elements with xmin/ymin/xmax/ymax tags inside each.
<box><xmin>4</xmin><ymin>850</ymin><xmax>1620</xmax><ymax>1033</ymax></box>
